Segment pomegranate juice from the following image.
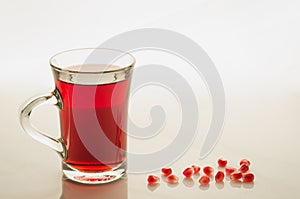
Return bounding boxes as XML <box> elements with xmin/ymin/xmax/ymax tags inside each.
<box><xmin>56</xmin><ymin>73</ymin><xmax>129</xmax><ymax>172</ymax></box>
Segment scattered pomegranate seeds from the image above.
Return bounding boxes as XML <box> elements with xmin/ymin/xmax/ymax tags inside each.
<box><xmin>203</xmin><ymin>166</ymin><xmax>214</xmax><ymax>176</ymax></box>
<box><xmin>242</xmin><ymin>173</ymin><xmax>255</xmax><ymax>183</ymax></box>
<box><xmin>225</xmin><ymin>166</ymin><xmax>236</xmax><ymax>175</ymax></box>
<box><xmin>192</xmin><ymin>165</ymin><xmax>200</xmax><ymax>174</ymax></box>
<box><xmin>240</xmin><ymin>159</ymin><xmax>250</xmax><ymax>167</ymax></box>
<box><xmin>147</xmin><ymin>158</ymin><xmax>254</xmax><ymax>188</ymax></box>
<box><xmin>161</xmin><ymin>168</ymin><xmax>172</xmax><ymax>176</ymax></box>
<box><xmin>217</xmin><ymin>158</ymin><xmax>228</xmax><ymax>167</ymax></box>
<box><xmin>230</xmin><ymin>171</ymin><xmax>243</xmax><ymax>181</ymax></box>
<box><xmin>215</xmin><ymin>171</ymin><xmax>225</xmax><ymax>183</ymax></box>
<box><xmin>167</xmin><ymin>174</ymin><xmax>179</xmax><ymax>184</ymax></box>
<box><xmin>239</xmin><ymin>164</ymin><xmax>249</xmax><ymax>173</ymax></box>
<box><xmin>147</xmin><ymin>175</ymin><xmax>160</xmax><ymax>185</ymax></box>
<box><xmin>183</xmin><ymin>167</ymin><xmax>193</xmax><ymax>178</ymax></box>
<box><xmin>199</xmin><ymin>176</ymin><xmax>210</xmax><ymax>185</ymax></box>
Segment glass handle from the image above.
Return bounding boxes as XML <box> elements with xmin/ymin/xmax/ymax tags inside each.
<box><xmin>19</xmin><ymin>90</ymin><xmax>66</xmax><ymax>159</ymax></box>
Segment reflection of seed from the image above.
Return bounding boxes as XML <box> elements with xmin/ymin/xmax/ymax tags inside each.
<box><xmin>199</xmin><ymin>176</ymin><xmax>210</xmax><ymax>185</ymax></box>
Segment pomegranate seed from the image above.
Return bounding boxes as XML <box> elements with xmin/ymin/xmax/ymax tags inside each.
<box><xmin>225</xmin><ymin>166</ymin><xmax>236</xmax><ymax>175</ymax></box>
<box><xmin>192</xmin><ymin>165</ymin><xmax>200</xmax><ymax>174</ymax></box>
<box><xmin>242</xmin><ymin>173</ymin><xmax>255</xmax><ymax>183</ymax></box>
<box><xmin>240</xmin><ymin>159</ymin><xmax>250</xmax><ymax>167</ymax></box>
<box><xmin>239</xmin><ymin>164</ymin><xmax>249</xmax><ymax>173</ymax></box>
<box><xmin>167</xmin><ymin>174</ymin><xmax>179</xmax><ymax>184</ymax></box>
<box><xmin>217</xmin><ymin>158</ymin><xmax>228</xmax><ymax>167</ymax></box>
<box><xmin>199</xmin><ymin>176</ymin><xmax>210</xmax><ymax>185</ymax></box>
<box><xmin>215</xmin><ymin>171</ymin><xmax>225</xmax><ymax>183</ymax></box>
<box><xmin>230</xmin><ymin>171</ymin><xmax>242</xmax><ymax>181</ymax></box>
<box><xmin>183</xmin><ymin>167</ymin><xmax>193</xmax><ymax>178</ymax></box>
<box><xmin>147</xmin><ymin>175</ymin><xmax>160</xmax><ymax>185</ymax></box>
<box><xmin>161</xmin><ymin>168</ymin><xmax>172</xmax><ymax>176</ymax></box>
<box><xmin>203</xmin><ymin>166</ymin><xmax>214</xmax><ymax>176</ymax></box>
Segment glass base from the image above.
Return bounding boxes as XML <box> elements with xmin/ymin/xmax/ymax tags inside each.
<box><xmin>62</xmin><ymin>163</ymin><xmax>126</xmax><ymax>184</ymax></box>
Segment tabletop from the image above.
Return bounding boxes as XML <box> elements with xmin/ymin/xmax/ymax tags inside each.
<box><xmin>1</xmin><ymin>0</ymin><xmax>300</xmax><ymax>198</ymax></box>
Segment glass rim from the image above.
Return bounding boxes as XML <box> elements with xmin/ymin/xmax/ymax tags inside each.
<box><xmin>49</xmin><ymin>48</ymin><xmax>136</xmax><ymax>74</ymax></box>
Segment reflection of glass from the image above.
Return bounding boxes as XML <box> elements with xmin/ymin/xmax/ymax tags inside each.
<box><xmin>60</xmin><ymin>177</ymin><xmax>127</xmax><ymax>199</ymax></box>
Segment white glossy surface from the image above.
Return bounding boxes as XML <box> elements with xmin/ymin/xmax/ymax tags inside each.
<box><xmin>1</xmin><ymin>0</ymin><xmax>300</xmax><ymax>198</ymax></box>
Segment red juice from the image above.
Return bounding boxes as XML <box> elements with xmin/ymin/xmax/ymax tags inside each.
<box><xmin>55</xmin><ymin>66</ymin><xmax>129</xmax><ymax>172</ymax></box>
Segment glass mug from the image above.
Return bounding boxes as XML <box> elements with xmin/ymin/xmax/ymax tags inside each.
<box><xmin>20</xmin><ymin>48</ymin><xmax>135</xmax><ymax>184</ymax></box>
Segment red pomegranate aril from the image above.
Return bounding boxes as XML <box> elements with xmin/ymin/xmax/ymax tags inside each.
<box><xmin>218</xmin><ymin>158</ymin><xmax>228</xmax><ymax>167</ymax></box>
<box><xmin>230</xmin><ymin>171</ymin><xmax>243</xmax><ymax>181</ymax></box>
<box><xmin>242</xmin><ymin>173</ymin><xmax>255</xmax><ymax>183</ymax></box>
<box><xmin>183</xmin><ymin>167</ymin><xmax>193</xmax><ymax>178</ymax></box>
<box><xmin>147</xmin><ymin>175</ymin><xmax>160</xmax><ymax>185</ymax></box>
<box><xmin>167</xmin><ymin>175</ymin><xmax>179</xmax><ymax>184</ymax></box>
<box><xmin>239</xmin><ymin>164</ymin><xmax>249</xmax><ymax>173</ymax></box>
<box><xmin>203</xmin><ymin>166</ymin><xmax>214</xmax><ymax>176</ymax></box>
<box><xmin>225</xmin><ymin>166</ymin><xmax>236</xmax><ymax>175</ymax></box>
<box><xmin>192</xmin><ymin>165</ymin><xmax>200</xmax><ymax>174</ymax></box>
<box><xmin>161</xmin><ymin>168</ymin><xmax>172</xmax><ymax>176</ymax></box>
<box><xmin>215</xmin><ymin>171</ymin><xmax>225</xmax><ymax>183</ymax></box>
<box><xmin>199</xmin><ymin>176</ymin><xmax>210</xmax><ymax>185</ymax></box>
<box><xmin>240</xmin><ymin>159</ymin><xmax>250</xmax><ymax>167</ymax></box>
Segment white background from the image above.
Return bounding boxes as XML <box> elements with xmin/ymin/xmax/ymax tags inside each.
<box><xmin>1</xmin><ymin>0</ymin><xmax>300</xmax><ymax>198</ymax></box>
